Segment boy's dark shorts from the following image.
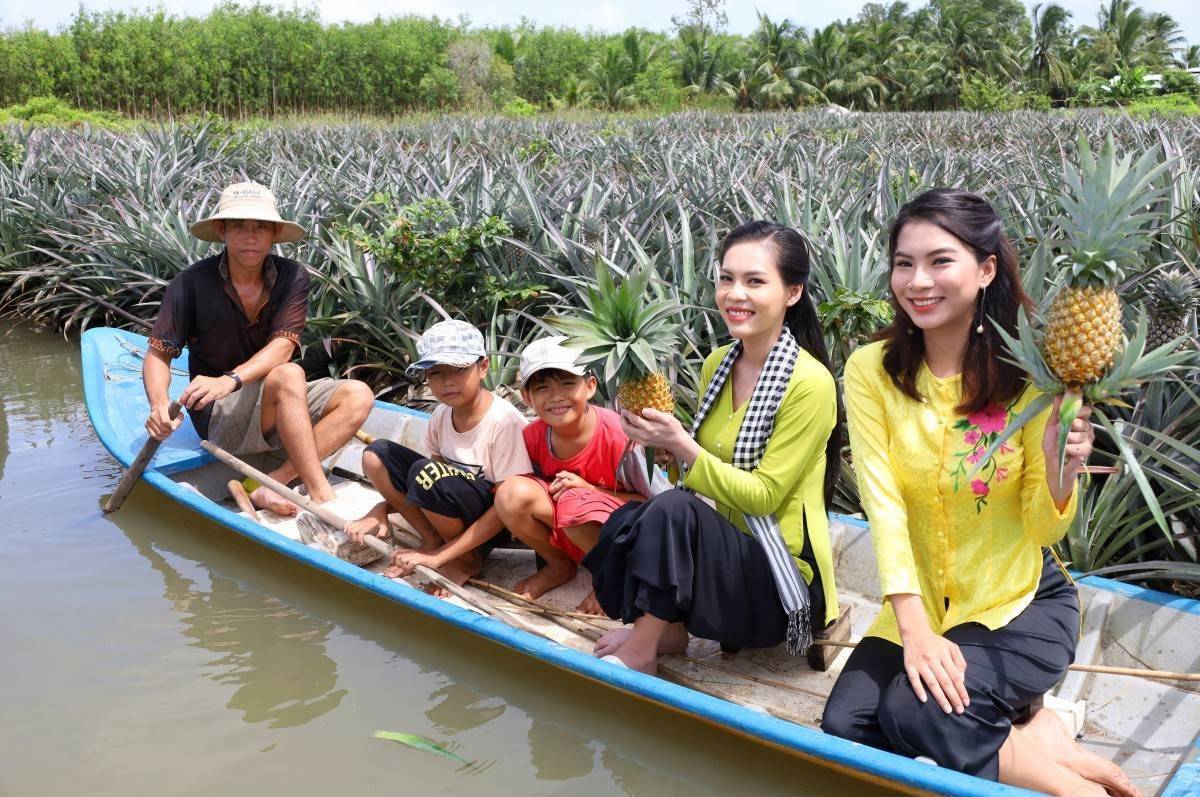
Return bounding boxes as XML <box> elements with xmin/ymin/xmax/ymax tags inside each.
<box><xmin>363</xmin><ymin>440</ymin><xmax>509</xmax><ymax>555</ymax></box>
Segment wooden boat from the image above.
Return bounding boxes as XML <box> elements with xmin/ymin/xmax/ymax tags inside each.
<box><xmin>83</xmin><ymin>327</ymin><xmax>1200</xmax><ymax>797</ymax></box>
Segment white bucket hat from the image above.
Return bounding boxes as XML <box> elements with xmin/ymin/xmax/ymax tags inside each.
<box><xmin>189</xmin><ymin>181</ymin><xmax>306</xmax><ymax>243</ymax></box>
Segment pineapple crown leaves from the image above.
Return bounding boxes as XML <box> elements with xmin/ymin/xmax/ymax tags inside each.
<box><xmin>1055</xmin><ymin>134</ymin><xmax>1174</xmax><ymax>288</ymax></box>
<box><xmin>548</xmin><ymin>260</ymin><xmax>682</xmax><ymax>385</ymax></box>
<box><xmin>1147</xmin><ymin>268</ymin><xmax>1200</xmax><ymax>315</ymax></box>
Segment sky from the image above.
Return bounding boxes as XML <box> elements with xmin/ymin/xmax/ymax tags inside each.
<box><xmin>2</xmin><ymin>0</ymin><xmax>1197</xmax><ymax>45</ymax></box>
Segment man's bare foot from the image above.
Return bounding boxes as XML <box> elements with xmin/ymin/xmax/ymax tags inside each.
<box><xmin>423</xmin><ymin>553</ymin><xmax>484</xmax><ymax>598</ymax></box>
<box><xmin>513</xmin><ymin>560</ymin><xmax>576</xmax><ymax>600</ymax></box>
<box><xmin>1022</xmin><ymin>708</ymin><xmax>1141</xmax><ymax>797</ymax></box>
<box><xmin>593</xmin><ymin>622</ymin><xmax>688</xmax><ymax>658</ymax></box>
<box><xmin>248</xmin><ymin>486</ymin><xmax>299</xmax><ymax>517</ymax></box>
<box><xmin>576</xmin><ymin>591</ymin><xmax>605</xmax><ymax>616</ymax></box>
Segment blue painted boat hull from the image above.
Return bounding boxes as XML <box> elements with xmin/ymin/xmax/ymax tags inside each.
<box><xmin>82</xmin><ymin>327</ymin><xmax>1197</xmax><ymax>797</ymax></box>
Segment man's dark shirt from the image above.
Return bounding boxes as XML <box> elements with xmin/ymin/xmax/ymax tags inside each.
<box><xmin>148</xmin><ymin>251</ymin><xmax>308</xmax><ymax>437</ymax></box>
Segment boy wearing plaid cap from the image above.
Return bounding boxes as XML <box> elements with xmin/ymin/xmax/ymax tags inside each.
<box><xmin>346</xmin><ymin>320</ymin><xmax>531</xmax><ymax>591</ymax></box>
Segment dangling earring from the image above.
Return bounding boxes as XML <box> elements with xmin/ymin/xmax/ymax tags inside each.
<box><xmin>975</xmin><ymin>285</ymin><xmax>986</xmax><ymax>334</ymax></box>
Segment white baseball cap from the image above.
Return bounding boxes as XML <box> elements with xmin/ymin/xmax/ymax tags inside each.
<box><xmin>518</xmin><ymin>336</ymin><xmax>588</xmax><ymax>386</ymax></box>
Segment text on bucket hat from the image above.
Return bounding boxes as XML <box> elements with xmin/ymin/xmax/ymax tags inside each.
<box><xmin>405</xmin><ymin>320</ymin><xmax>487</xmax><ymax>378</ymax></box>
<box><xmin>189</xmin><ymin>181</ymin><xmax>306</xmax><ymax>244</ymax></box>
<box><xmin>518</xmin><ymin>336</ymin><xmax>588</xmax><ymax>386</ymax></box>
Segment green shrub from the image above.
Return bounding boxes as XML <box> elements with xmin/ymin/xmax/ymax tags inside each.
<box><xmin>419</xmin><ymin>67</ymin><xmax>460</xmax><ymax>110</ymax></box>
<box><xmin>1159</xmin><ymin>70</ymin><xmax>1200</xmax><ymax>98</ymax></box>
<box><xmin>959</xmin><ymin>76</ymin><xmax>1023</xmax><ymax>112</ymax></box>
<box><xmin>1124</xmin><ymin>93</ymin><xmax>1200</xmax><ymax>116</ymax></box>
<box><xmin>0</xmin><ymin>130</ymin><xmax>23</xmax><ymax>165</ymax></box>
<box><xmin>1022</xmin><ymin>92</ymin><xmax>1052</xmax><ymax>111</ymax></box>
<box><xmin>500</xmin><ymin>97</ymin><xmax>539</xmax><ymax>118</ymax></box>
<box><xmin>1</xmin><ymin>96</ymin><xmax>125</xmax><ymax>127</ymax></box>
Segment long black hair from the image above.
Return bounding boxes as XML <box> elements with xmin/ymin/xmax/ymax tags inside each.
<box><xmin>717</xmin><ymin>220</ymin><xmax>843</xmax><ymax>507</ymax></box>
<box><xmin>879</xmin><ymin>188</ymin><xmax>1033</xmax><ymax>414</ymax></box>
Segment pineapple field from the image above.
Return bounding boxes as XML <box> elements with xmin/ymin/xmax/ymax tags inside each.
<box><xmin>0</xmin><ymin>110</ymin><xmax>1197</xmax><ymax>591</ymax></box>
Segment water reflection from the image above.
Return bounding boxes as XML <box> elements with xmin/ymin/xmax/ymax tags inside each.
<box><xmin>426</xmin><ymin>682</ymin><xmax>506</xmax><ymax>735</ymax></box>
<box><xmin>121</xmin><ymin>519</ymin><xmax>347</xmax><ymax>728</ymax></box>
<box><xmin>0</xmin><ymin>395</ymin><xmax>9</xmax><ymax>485</ymax></box>
<box><xmin>528</xmin><ymin>718</ymin><xmax>597</xmax><ymax>781</ymax></box>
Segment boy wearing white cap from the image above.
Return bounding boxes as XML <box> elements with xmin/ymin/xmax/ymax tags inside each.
<box><xmin>349</xmin><ymin>320</ymin><xmax>532</xmax><ymax>591</ymax></box>
<box><xmin>143</xmin><ymin>181</ymin><xmax>374</xmax><ymax>515</ymax></box>
<box><xmin>492</xmin><ymin>336</ymin><xmax>643</xmax><ymax>614</ymax></box>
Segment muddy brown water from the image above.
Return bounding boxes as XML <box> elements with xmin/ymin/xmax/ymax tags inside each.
<box><xmin>0</xmin><ymin>322</ymin><xmax>895</xmax><ymax>796</ymax></box>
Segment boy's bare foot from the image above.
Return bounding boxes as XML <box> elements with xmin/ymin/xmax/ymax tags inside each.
<box><xmin>513</xmin><ymin>560</ymin><xmax>577</xmax><ymax>600</ymax></box>
<box><xmin>1022</xmin><ymin>707</ymin><xmax>1141</xmax><ymax>797</ymax></box>
<box><xmin>594</xmin><ymin>622</ymin><xmax>688</xmax><ymax>658</ymax></box>
<box><xmin>423</xmin><ymin>553</ymin><xmax>484</xmax><ymax>598</ymax></box>
<box><xmin>248</xmin><ymin>486</ymin><xmax>299</xmax><ymax>517</ymax></box>
<box><xmin>576</xmin><ymin>590</ymin><xmax>605</xmax><ymax>616</ymax></box>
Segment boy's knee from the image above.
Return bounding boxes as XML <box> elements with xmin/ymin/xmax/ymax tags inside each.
<box><xmin>404</xmin><ymin>457</ymin><xmax>439</xmax><ymax>497</ymax></box>
<box><xmin>495</xmin><ymin>478</ymin><xmax>540</xmax><ymax>516</ymax></box>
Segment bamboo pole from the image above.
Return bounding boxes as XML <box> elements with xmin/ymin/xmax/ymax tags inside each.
<box><xmin>198</xmin><ymin>440</ymin><xmax>543</xmax><ymax>636</ymax></box>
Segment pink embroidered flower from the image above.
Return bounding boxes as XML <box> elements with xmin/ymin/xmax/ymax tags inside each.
<box><xmin>966</xmin><ymin>451</ymin><xmax>982</xmax><ymax>465</ymax></box>
<box><xmin>963</xmin><ymin>429</ymin><xmax>981</xmax><ymax>445</ymax></box>
<box><xmin>995</xmin><ymin>467</ymin><xmax>1009</xmax><ymax>481</ymax></box>
<box><xmin>968</xmin><ymin>404</ymin><xmax>1008</xmax><ymax>435</ymax></box>
<box><xmin>1000</xmin><ymin>443</ymin><xmax>1013</xmax><ymax>455</ymax></box>
<box><xmin>970</xmin><ymin>479</ymin><xmax>990</xmax><ymax>497</ymax></box>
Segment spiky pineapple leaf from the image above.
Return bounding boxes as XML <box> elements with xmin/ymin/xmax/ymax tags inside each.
<box><xmin>1092</xmin><ymin>410</ymin><xmax>1170</xmax><ymax>536</ymax></box>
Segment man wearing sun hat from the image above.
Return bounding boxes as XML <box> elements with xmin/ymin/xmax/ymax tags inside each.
<box><xmin>142</xmin><ymin>180</ymin><xmax>374</xmax><ymax>516</ymax></box>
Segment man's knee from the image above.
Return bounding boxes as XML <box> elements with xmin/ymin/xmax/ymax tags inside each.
<box><xmin>263</xmin><ymin>362</ymin><xmax>306</xmax><ymax>395</ymax></box>
<box><xmin>334</xmin><ymin>379</ymin><xmax>374</xmax><ymax>421</ymax></box>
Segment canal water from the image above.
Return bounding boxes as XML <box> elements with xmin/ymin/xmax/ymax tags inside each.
<box><xmin>0</xmin><ymin>322</ymin><xmax>890</xmax><ymax>797</ymax></box>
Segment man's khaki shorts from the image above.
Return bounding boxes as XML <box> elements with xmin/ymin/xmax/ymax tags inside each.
<box><xmin>207</xmin><ymin>377</ymin><xmax>345</xmax><ymax>456</ymax></box>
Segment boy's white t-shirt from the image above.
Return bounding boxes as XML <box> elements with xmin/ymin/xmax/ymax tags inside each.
<box><xmin>422</xmin><ymin>392</ymin><xmax>532</xmax><ymax>483</ymax></box>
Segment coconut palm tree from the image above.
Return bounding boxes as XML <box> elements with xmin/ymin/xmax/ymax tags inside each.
<box><xmin>1028</xmin><ymin>3</ymin><xmax>1074</xmax><ymax>97</ymax></box>
<box><xmin>674</xmin><ymin>26</ymin><xmax>725</xmax><ymax>93</ymax></box>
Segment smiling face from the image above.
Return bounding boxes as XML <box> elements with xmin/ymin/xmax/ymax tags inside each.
<box><xmin>891</xmin><ymin>219</ymin><xmax>996</xmax><ymax>336</ymax></box>
<box><xmin>425</xmin><ymin>359</ymin><xmax>487</xmax><ymax>409</ymax></box>
<box><xmin>520</xmin><ymin>369</ymin><xmax>597</xmax><ymax>429</ymax></box>
<box><xmin>716</xmin><ymin>240</ymin><xmax>803</xmax><ymax>344</ymax></box>
<box><xmin>218</xmin><ymin>219</ymin><xmax>279</xmax><ymax>271</ymax></box>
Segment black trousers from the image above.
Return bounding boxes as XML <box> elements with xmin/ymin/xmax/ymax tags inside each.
<box><xmin>364</xmin><ymin>440</ymin><xmax>506</xmax><ymax>554</ymax></box>
<box><xmin>820</xmin><ymin>549</ymin><xmax>1079</xmax><ymax>781</ymax></box>
<box><xmin>583</xmin><ymin>489</ymin><xmax>826</xmax><ymax>649</ymax></box>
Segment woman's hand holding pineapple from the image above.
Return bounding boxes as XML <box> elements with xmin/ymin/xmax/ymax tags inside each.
<box><xmin>619</xmin><ymin>408</ymin><xmax>703</xmax><ymax>467</ymax></box>
<box><xmin>1042</xmin><ymin>397</ymin><xmax>1095</xmax><ymax>513</ymax></box>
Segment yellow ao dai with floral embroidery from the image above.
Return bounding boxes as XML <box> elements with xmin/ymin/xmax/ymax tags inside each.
<box><xmin>844</xmin><ymin>341</ymin><xmax>1078</xmax><ymax>645</ymax></box>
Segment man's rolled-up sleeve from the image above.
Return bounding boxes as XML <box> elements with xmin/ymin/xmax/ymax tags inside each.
<box><xmin>268</xmin><ymin>266</ymin><xmax>309</xmax><ymax>350</ymax></box>
<box><xmin>148</xmin><ymin>274</ymin><xmax>191</xmax><ymax>358</ymax></box>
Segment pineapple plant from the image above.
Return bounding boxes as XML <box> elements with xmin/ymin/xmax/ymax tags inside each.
<box><xmin>549</xmin><ymin>258</ymin><xmax>681</xmax><ymax>417</ymax></box>
<box><xmin>982</xmin><ymin>135</ymin><xmax>1192</xmax><ymax>532</ymax></box>
<box><xmin>1145</xmin><ymin>269</ymin><xmax>1199</xmax><ymax>352</ymax></box>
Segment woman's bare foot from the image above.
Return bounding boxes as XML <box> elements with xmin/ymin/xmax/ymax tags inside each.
<box><xmin>513</xmin><ymin>560</ymin><xmax>576</xmax><ymax>600</ymax></box>
<box><xmin>602</xmin><ymin>621</ymin><xmax>690</xmax><ymax>674</ymax></box>
<box><xmin>248</xmin><ymin>486</ymin><xmax>299</xmax><ymax>517</ymax></box>
<box><xmin>594</xmin><ymin>622</ymin><xmax>688</xmax><ymax>659</ymax></box>
<box><xmin>1022</xmin><ymin>707</ymin><xmax>1141</xmax><ymax>797</ymax></box>
<box><xmin>576</xmin><ymin>590</ymin><xmax>605</xmax><ymax>616</ymax></box>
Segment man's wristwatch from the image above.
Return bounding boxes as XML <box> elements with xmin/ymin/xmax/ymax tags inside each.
<box><xmin>223</xmin><ymin>371</ymin><xmax>243</xmax><ymax>392</ymax></box>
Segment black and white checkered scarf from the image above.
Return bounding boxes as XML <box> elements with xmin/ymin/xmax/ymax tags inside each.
<box><xmin>687</xmin><ymin>328</ymin><xmax>813</xmax><ymax>655</ymax></box>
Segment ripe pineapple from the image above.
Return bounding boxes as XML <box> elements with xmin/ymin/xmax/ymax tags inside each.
<box><xmin>549</xmin><ymin>259</ymin><xmax>681</xmax><ymax>417</ymax></box>
<box><xmin>1145</xmin><ymin>269</ymin><xmax>1199</xmax><ymax>352</ymax></box>
<box><xmin>1042</xmin><ymin>135</ymin><xmax>1168</xmax><ymax>388</ymax></box>
<box><xmin>982</xmin><ymin>136</ymin><xmax>1191</xmax><ymax>509</ymax></box>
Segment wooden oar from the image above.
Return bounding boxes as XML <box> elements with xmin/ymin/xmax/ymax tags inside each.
<box><xmin>355</xmin><ymin>429</ymin><xmax>376</xmax><ymax>445</ymax></box>
<box><xmin>198</xmin><ymin>440</ymin><xmax>542</xmax><ymax>635</ymax></box>
<box><xmin>104</xmin><ymin>400</ymin><xmax>182</xmax><ymax>513</ymax></box>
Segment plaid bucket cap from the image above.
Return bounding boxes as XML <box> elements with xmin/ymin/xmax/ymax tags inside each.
<box><xmin>406</xmin><ymin>320</ymin><xmax>487</xmax><ymax>377</ymax></box>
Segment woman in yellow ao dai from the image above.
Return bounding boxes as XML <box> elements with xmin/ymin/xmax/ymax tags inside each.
<box><xmin>821</xmin><ymin>189</ymin><xmax>1138</xmax><ymax>797</ymax></box>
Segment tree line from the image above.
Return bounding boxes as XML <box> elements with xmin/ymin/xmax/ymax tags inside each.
<box><xmin>0</xmin><ymin>0</ymin><xmax>1196</xmax><ymax>116</ymax></box>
